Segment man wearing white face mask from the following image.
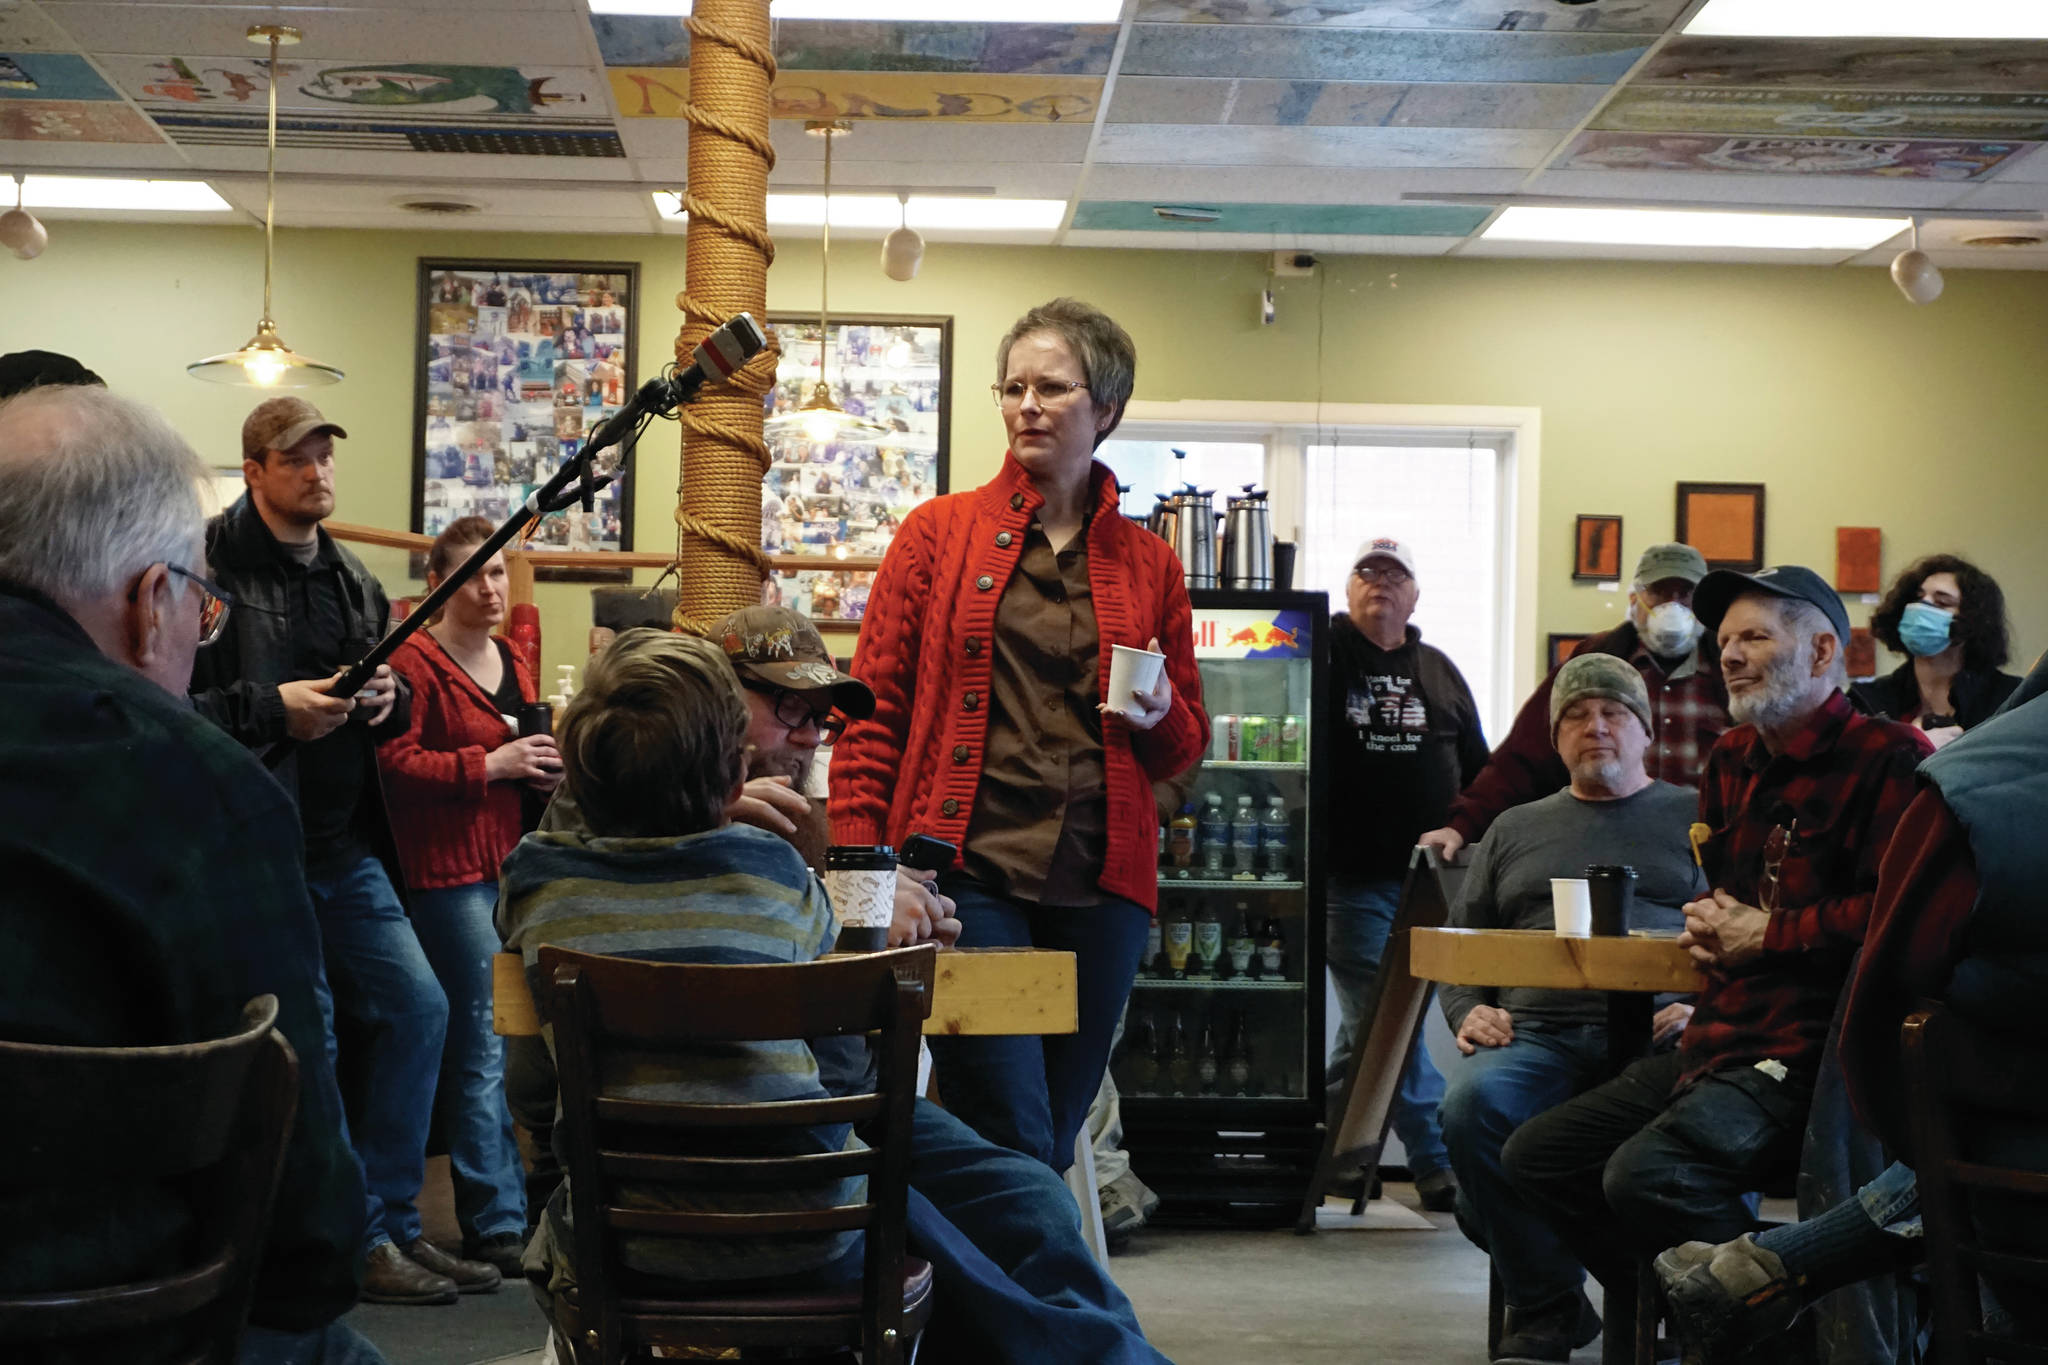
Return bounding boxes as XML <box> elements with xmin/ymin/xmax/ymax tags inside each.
<box><xmin>1422</xmin><ymin>544</ymin><xmax>1731</xmax><ymax>861</ymax></box>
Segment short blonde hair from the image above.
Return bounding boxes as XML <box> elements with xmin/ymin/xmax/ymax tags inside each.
<box><xmin>557</xmin><ymin>628</ymin><xmax>747</xmax><ymax>838</ymax></box>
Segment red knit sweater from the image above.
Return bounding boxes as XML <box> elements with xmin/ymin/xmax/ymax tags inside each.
<box><xmin>378</xmin><ymin>631</ymin><xmax>537</xmax><ymax>890</ymax></box>
<box><xmin>829</xmin><ymin>454</ymin><xmax>1209</xmax><ymax>913</ymax></box>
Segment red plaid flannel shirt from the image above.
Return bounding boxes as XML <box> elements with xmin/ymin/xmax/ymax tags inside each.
<box><xmin>1674</xmin><ymin>692</ymin><xmax>1932</xmax><ymax>1090</ymax></box>
<box><xmin>1631</xmin><ymin>638</ymin><xmax>1729</xmax><ymax>789</ymax></box>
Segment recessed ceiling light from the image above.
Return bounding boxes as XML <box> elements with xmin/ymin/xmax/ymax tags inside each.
<box><xmin>1483</xmin><ymin>206</ymin><xmax>1910</xmax><ymax>251</ymax></box>
<box><xmin>593</xmin><ymin>0</ymin><xmax>1121</xmax><ymax>19</ymax></box>
<box><xmin>21</xmin><ymin>176</ymin><xmax>230</xmax><ymax>212</ymax></box>
<box><xmin>656</xmin><ymin>192</ymin><xmax>1063</xmax><ymax>232</ymax></box>
<box><xmin>1685</xmin><ymin>0</ymin><xmax>2048</xmax><ymax>39</ymax></box>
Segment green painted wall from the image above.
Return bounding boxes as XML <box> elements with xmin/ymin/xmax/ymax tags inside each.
<box><xmin>5</xmin><ymin>221</ymin><xmax>2042</xmax><ymax>687</ymax></box>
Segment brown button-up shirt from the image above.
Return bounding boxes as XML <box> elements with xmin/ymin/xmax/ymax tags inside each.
<box><xmin>962</xmin><ymin>519</ymin><xmax>1106</xmax><ymax>905</ymax></box>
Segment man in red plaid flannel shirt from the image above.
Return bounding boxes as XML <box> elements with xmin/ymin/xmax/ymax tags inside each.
<box><xmin>1499</xmin><ymin>565</ymin><xmax>1929</xmax><ymax>1348</ymax></box>
<box><xmin>1421</xmin><ymin>543</ymin><xmax>1730</xmax><ymax>865</ymax></box>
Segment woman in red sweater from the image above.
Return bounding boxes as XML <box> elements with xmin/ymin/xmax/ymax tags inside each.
<box><xmin>380</xmin><ymin>517</ymin><xmax>563</xmax><ymax>1272</ymax></box>
<box><xmin>831</xmin><ymin>298</ymin><xmax>1209</xmax><ymax>1171</ymax></box>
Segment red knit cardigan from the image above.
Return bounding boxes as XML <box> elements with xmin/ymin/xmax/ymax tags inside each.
<box><xmin>829</xmin><ymin>453</ymin><xmax>1209</xmax><ymax>913</ymax></box>
<box><xmin>378</xmin><ymin>631</ymin><xmax>537</xmax><ymax>891</ymax></box>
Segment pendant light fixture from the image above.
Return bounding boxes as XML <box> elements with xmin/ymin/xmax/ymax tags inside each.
<box><xmin>187</xmin><ymin>24</ymin><xmax>343</xmax><ymax>388</ymax></box>
<box><xmin>0</xmin><ymin>175</ymin><xmax>47</xmax><ymax>260</ymax></box>
<box><xmin>765</xmin><ymin>120</ymin><xmax>888</xmax><ymax>445</ymax></box>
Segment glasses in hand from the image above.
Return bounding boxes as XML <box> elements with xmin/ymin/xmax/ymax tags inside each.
<box><xmin>991</xmin><ymin>379</ymin><xmax>1090</xmax><ymax>410</ymax></box>
<box><xmin>746</xmin><ymin>680</ymin><xmax>847</xmax><ymax>742</ymax></box>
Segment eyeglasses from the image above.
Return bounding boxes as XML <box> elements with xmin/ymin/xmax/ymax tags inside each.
<box><xmin>743</xmin><ymin>679</ymin><xmax>847</xmax><ymax>743</ymax></box>
<box><xmin>991</xmin><ymin>379</ymin><xmax>1090</xmax><ymax>410</ymax></box>
<box><xmin>129</xmin><ymin>562</ymin><xmax>236</xmax><ymax>646</ymax></box>
<box><xmin>1759</xmin><ymin>820</ymin><xmax>1795</xmax><ymax>913</ymax></box>
<box><xmin>1353</xmin><ymin>565</ymin><xmax>1412</xmax><ymax>586</ymax></box>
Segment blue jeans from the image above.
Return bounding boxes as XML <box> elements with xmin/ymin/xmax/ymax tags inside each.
<box><xmin>239</xmin><ymin>1320</ymin><xmax>388</xmax><ymax>1365</ymax></box>
<box><xmin>930</xmin><ymin>874</ymin><xmax>1152</xmax><ymax>1173</ymax></box>
<box><xmin>408</xmin><ymin>881</ymin><xmax>526</xmax><ymax>1248</ymax></box>
<box><xmin>305</xmin><ymin>855</ymin><xmax>448</xmax><ymax>1250</ymax></box>
<box><xmin>1440</xmin><ymin>1021</ymin><xmax>1612</xmax><ymax>1310</ymax></box>
<box><xmin>1325</xmin><ymin>875</ymin><xmax>1450</xmax><ymax>1178</ymax></box>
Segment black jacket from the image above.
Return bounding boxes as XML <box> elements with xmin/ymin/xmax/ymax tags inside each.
<box><xmin>189</xmin><ymin>494</ymin><xmax>411</xmax><ymax>892</ymax></box>
<box><xmin>1850</xmin><ymin>661</ymin><xmax>2021</xmax><ymax>733</ymax></box>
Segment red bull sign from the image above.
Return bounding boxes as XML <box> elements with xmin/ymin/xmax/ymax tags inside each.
<box><xmin>1193</xmin><ymin>608</ymin><xmax>1312</xmax><ymax>660</ymax></box>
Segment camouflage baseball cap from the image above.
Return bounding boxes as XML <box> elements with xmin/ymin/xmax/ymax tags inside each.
<box><xmin>241</xmin><ymin>395</ymin><xmax>347</xmax><ymax>464</ymax></box>
<box><xmin>712</xmin><ymin>604</ymin><xmax>876</xmax><ymax>720</ymax></box>
<box><xmin>1549</xmin><ymin>652</ymin><xmax>1652</xmax><ymax>741</ymax></box>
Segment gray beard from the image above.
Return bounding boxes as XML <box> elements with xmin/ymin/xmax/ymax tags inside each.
<box><xmin>1569</xmin><ymin>756</ymin><xmax>1631</xmax><ymax>793</ymax></box>
<box><xmin>1728</xmin><ymin>649</ymin><xmax>1812</xmax><ymax>732</ymax></box>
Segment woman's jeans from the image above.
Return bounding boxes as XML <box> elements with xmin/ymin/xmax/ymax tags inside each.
<box><xmin>931</xmin><ymin>874</ymin><xmax>1152</xmax><ymax>1174</ymax></box>
<box><xmin>409</xmin><ymin>880</ymin><xmax>527</xmax><ymax>1247</ymax></box>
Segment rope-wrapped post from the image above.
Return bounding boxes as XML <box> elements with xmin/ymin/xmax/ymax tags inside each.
<box><xmin>671</xmin><ymin>0</ymin><xmax>778</xmax><ymax>634</ymax></box>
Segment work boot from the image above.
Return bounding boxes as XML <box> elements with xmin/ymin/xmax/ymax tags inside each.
<box><xmin>1414</xmin><ymin>1167</ymin><xmax>1459</xmax><ymax>1213</ymax></box>
<box><xmin>404</xmin><ymin>1237</ymin><xmax>503</xmax><ymax>1294</ymax></box>
<box><xmin>1655</xmin><ymin>1234</ymin><xmax>1799</xmax><ymax>1364</ymax></box>
<box><xmin>1100</xmin><ymin>1170</ymin><xmax>1161</xmax><ymax>1251</ymax></box>
<box><xmin>360</xmin><ymin>1241</ymin><xmax>458</xmax><ymax>1305</ymax></box>
<box><xmin>1494</xmin><ymin>1288</ymin><xmax>1601</xmax><ymax>1364</ymax></box>
<box><xmin>465</xmin><ymin>1230</ymin><xmax>529</xmax><ymax>1278</ymax></box>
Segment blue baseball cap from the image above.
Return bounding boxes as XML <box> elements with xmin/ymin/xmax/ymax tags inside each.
<box><xmin>1694</xmin><ymin>565</ymin><xmax>1850</xmax><ymax>642</ymax></box>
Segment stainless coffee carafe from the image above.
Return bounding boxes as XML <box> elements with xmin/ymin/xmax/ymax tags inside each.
<box><xmin>1155</xmin><ymin>484</ymin><xmax>1218</xmax><ymax>589</ymax></box>
<box><xmin>1220</xmin><ymin>484</ymin><xmax>1273</xmax><ymax>590</ymax></box>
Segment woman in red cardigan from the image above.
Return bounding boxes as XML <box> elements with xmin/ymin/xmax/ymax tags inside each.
<box><xmin>379</xmin><ymin>517</ymin><xmax>564</xmax><ymax>1273</ymax></box>
<box><xmin>831</xmin><ymin>298</ymin><xmax>1209</xmax><ymax>1171</ymax></box>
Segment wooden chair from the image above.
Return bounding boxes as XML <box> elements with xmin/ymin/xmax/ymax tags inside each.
<box><xmin>541</xmin><ymin>944</ymin><xmax>939</xmax><ymax>1365</ymax></box>
<box><xmin>1904</xmin><ymin>1004</ymin><xmax>2048</xmax><ymax>1365</ymax></box>
<box><xmin>0</xmin><ymin>996</ymin><xmax>300</xmax><ymax>1365</ymax></box>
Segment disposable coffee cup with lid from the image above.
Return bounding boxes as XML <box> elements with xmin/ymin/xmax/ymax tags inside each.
<box><xmin>1583</xmin><ymin>864</ymin><xmax>1637</xmax><ymax>938</ymax></box>
<box><xmin>825</xmin><ymin>845</ymin><xmax>896</xmax><ymax>953</ymax></box>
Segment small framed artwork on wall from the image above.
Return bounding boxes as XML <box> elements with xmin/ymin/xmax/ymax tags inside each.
<box><xmin>1675</xmin><ymin>482</ymin><xmax>1766</xmax><ymax>572</ymax></box>
<box><xmin>1573</xmin><ymin>514</ymin><xmax>1623</xmax><ymax>583</ymax></box>
<box><xmin>1547</xmin><ymin>633</ymin><xmax>1592</xmax><ymax>672</ymax></box>
<box><xmin>1836</xmin><ymin>527</ymin><xmax>1883</xmax><ymax>594</ymax></box>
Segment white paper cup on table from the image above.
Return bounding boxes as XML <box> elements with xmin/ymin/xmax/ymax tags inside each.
<box><xmin>825</xmin><ymin>845</ymin><xmax>897</xmax><ymax>953</ymax></box>
<box><xmin>1107</xmin><ymin>644</ymin><xmax>1167</xmax><ymax>719</ymax></box>
<box><xmin>1550</xmin><ymin>878</ymin><xmax>1593</xmax><ymax>938</ymax></box>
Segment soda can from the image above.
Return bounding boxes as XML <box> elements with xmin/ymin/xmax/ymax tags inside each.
<box><xmin>1213</xmin><ymin>714</ymin><xmax>1241</xmax><ymax>762</ymax></box>
<box><xmin>1241</xmin><ymin>714</ymin><xmax>1273</xmax><ymax>762</ymax></box>
<box><xmin>1278</xmin><ymin>714</ymin><xmax>1305</xmax><ymax>764</ymax></box>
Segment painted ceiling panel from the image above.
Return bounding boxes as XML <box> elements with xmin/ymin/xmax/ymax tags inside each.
<box><xmin>610</xmin><ymin>68</ymin><xmax>1100</xmax><ymax>124</ymax></box>
<box><xmin>1096</xmin><ymin>123</ymin><xmax>1560</xmax><ymax>168</ymax></box>
<box><xmin>1636</xmin><ymin>39</ymin><xmax>2048</xmax><ymax>94</ymax></box>
<box><xmin>0</xmin><ymin>100</ymin><xmax>167</xmax><ymax>144</ymax></box>
<box><xmin>103</xmin><ymin>55</ymin><xmax>610</xmax><ymax>120</ymax></box>
<box><xmin>769</xmin><ymin>119</ymin><xmax>1095</xmax><ymax>163</ymax></box>
<box><xmin>1132</xmin><ymin>0</ymin><xmax>1687</xmax><ymax>34</ymax></box>
<box><xmin>1062</xmin><ymin>228</ymin><xmax>1464</xmax><ymax>254</ymax></box>
<box><xmin>0</xmin><ymin>51</ymin><xmax>119</xmax><ymax>101</ymax></box>
<box><xmin>1595</xmin><ymin>87</ymin><xmax>2048</xmax><ymax>143</ymax></box>
<box><xmin>0</xmin><ymin>6</ymin><xmax>70</xmax><ymax>51</ymax></box>
<box><xmin>37</xmin><ymin>4</ymin><xmax>594</xmax><ymax>64</ymax></box>
<box><xmin>1072</xmin><ymin>200</ymin><xmax>1489</xmax><ymax>234</ymax></box>
<box><xmin>590</xmin><ymin>17</ymin><xmax>1119</xmax><ymax>76</ymax></box>
<box><xmin>0</xmin><ymin>140</ymin><xmax>194</xmax><ymax>170</ymax></box>
<box><xmin>1557</xmin><ymin>130</ymin><xmax>2034</xmax><ymax>181</ymax></box>
<box><xmin>1107</xmin><ymin>76</ymin><xmax>1603</xmax><ymax>128</ymax></box>
<box><xmin>1528</xmin><ymin>166</ymin><xmax>1981</xmax><ymax>208</ymax></box>
<box><xmin>1121</xmin><ymin>24</ymin><xmax>1652</xmax><ymax>84</ymax></box>
<box><xmin>1087</xmin><ymin>162</ymin><xmax>1528</xmax><ymax>201</ymax></box>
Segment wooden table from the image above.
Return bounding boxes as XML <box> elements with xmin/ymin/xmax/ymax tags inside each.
<box><xmin>493</xmin><ymin>946</ymin><xmax>1078</xmax><ymax>1039</ymax></box>
<box><xmin>1410</xmin><ymin>927</ymin><xmax>1705</xmax><ymax>1365</ymax></box>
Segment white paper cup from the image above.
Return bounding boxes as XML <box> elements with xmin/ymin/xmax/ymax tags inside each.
<box><xmin>1551</xmin><ymin>878</ymin><xmax>1593</xmax><ymax>939</ymax></box>
<box><xmin>1108</xmin><ymin>644</ymin><xmax>1167</xmax><ymax>719</ymax></box>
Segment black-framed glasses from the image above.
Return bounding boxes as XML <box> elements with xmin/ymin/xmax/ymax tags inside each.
<box><xmin>1353</xmin><ymin>564</ymin><xmax>1411</xmax><ymax>586</ymax></box>
<box><xmin>1759</xmin><ymin>819</ymin><xmax>1795</xmax><ymax>913</ymax></box>
<box><xmin>742</xmin><ymin>678</ymin><xmax>847</xmax><ymax>742</ymax></box>
<box><xmin>129</xmin><ymin>562</ymin><xmax>236</xmax><ymax>646</ymax></box>
<box><xmin>991</xmin><ymin>379</ymin><xmax>1090</xmax><ymax>410</ymax></box>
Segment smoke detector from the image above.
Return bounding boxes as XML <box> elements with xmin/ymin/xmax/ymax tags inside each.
<box><xmin>395</xmin><ymin>195</ymin><xmax>484</xmax><ymax>216</ymax></box>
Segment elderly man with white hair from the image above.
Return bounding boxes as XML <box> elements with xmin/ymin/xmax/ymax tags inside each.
<box><xmin>1500</xmin><ymin>566</ymin><xmax>1930</xmax><ymax>1350</ymax></box>
<box><xmin>0</xmin><ymin>384</ymin><xmax>381</xmax><ymax>1365</ymax></box>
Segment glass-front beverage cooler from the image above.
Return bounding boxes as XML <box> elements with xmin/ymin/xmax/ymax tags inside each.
<box><xmin>1117</xmin><ymin>589</ymin><xmax>1328</xmax><ymax>1227</ymax></box>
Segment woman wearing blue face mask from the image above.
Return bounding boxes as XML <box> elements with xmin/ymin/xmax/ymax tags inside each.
<box><xmin>1852</xmin><ymin>554</ymin><xmax>2020</xmax><ymax>749</ymax></box>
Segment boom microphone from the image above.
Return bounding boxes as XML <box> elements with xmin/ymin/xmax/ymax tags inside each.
<box><xmin>583</xmin><ymin>312</ymin><xmax>768</xmax><ymax>458</ymax></box>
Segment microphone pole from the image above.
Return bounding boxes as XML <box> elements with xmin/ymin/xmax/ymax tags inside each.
<box><xmin>262</xmin><ymin>312</ymin><xmax>767</xmax><ymax>767</ymax></box>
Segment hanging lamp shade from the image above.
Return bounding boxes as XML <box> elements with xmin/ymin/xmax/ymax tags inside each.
<box><xmin>187</xmin><ymin>24</ymin><xmax>342</xmax><ymax>388</ymax></box>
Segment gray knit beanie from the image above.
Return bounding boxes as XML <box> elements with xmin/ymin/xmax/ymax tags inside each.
<box><xmin>1550</xmin><ymin>653</ymin><xmax>1653</xmax><ymax>741</ymax></box>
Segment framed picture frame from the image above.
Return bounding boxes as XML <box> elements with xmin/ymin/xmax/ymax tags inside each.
<box><xmin>412</xmin><ymin>259</ymin><xmax>638</xmax><ymax>582</ymax></box>
<box><xmin>1573</xmin><ymin>514</ymin><xmax>1623</xmax><ymax>583</ymax></box>
<box><xmin>762</xmin><ymin>312</ymin><xmax>951</xmax><ymax>624</ymax></box>
<box><xmin>1547</xmin><ymin>633</ymin><xmax>1592</xmax><ymax>672</ymax></box>
<box><xmin>1835</xmin><ymin>527</ymin><xmax>1883</xmax><ymax>594</ymax></box>
<box><xmin>1675</xmin><ymin>482</ymin><xmax>1766</xmax><ymax>573</ymax></box>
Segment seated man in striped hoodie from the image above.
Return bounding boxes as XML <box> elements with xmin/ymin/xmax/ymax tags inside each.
<box><xmin>500</xmin><ymin>628</ymin><xmax>1171</xmax><ymax>1365</ymax></box>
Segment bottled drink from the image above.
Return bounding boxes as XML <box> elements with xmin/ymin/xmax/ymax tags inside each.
<box><xmin>1193</xmin><ymin>908</ymin><xmax>1224</xmax><ymax>979</ymax></box>
<box><xmin>1157</xmin><ymin>820</ymin><xmax>1166</xmax><ymax>869</ymax></box>
<box><xmin>1226</xmin><ymin>906</ymin><xmax>1257</xmax><ymax>979</ymax></box>
<box><xmin>1278</xmin><ymin>713</ymin><xmax>1305</xmax><ymax>764</ymax></box>
<box><xmin>1258</xmin><ymin>918</ymin><xmax>1286</xmax><ymax>979</ymax></box>
<box><xmin>1165</xmin><ymin>1012</ymin><xmax>1193</xmax><ymax>1095</ymax></box>
<box><xmin>1198</xmin><ymin>792</ymin><xmax>1229</xmax><ymax>877</ymax></box>
<box><xmin>1141</xmin><ymin>917</ymin><xmax>1163</xmax><ymax>978</ymax></box>
<box><xmin>1224</xmin><ymin>1010</ymin><xmax>1253</xmax><ymax>1096</ymax></box>
<box><xmin>1168</xmin><ymin>804</ymin><xmax>1197</xmax><ymax>878</ymax></box>
<box><xmin>1196</xmin><ymin>1017</ymin><xmax>1220</xmax><ymax>1095</ymax></box>
<box><xmin>1231</xmin><ymin>794</ymin><xmax>1260</xmax><ymax>879</ymax></box>
<box><xmin>1260</xmin><ymin>795</ymin><xmax>1292</xmax><ymax>880</ymax></box>
<box><xmin>1163</xmin><ymin>912</ymin><xmax>1193</xmax><ymax>979</ymax></box>
<box><xmin>1126</xmin><ymin>1012</ymin><xmax>1159</xmax><ymax>1093</ymax></box>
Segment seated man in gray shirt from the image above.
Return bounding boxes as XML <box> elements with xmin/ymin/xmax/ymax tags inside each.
<box><xmin>1437</xmin><ymin>654</ymin><xmax>1705</xmax><ymax>1365</ymax></box>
